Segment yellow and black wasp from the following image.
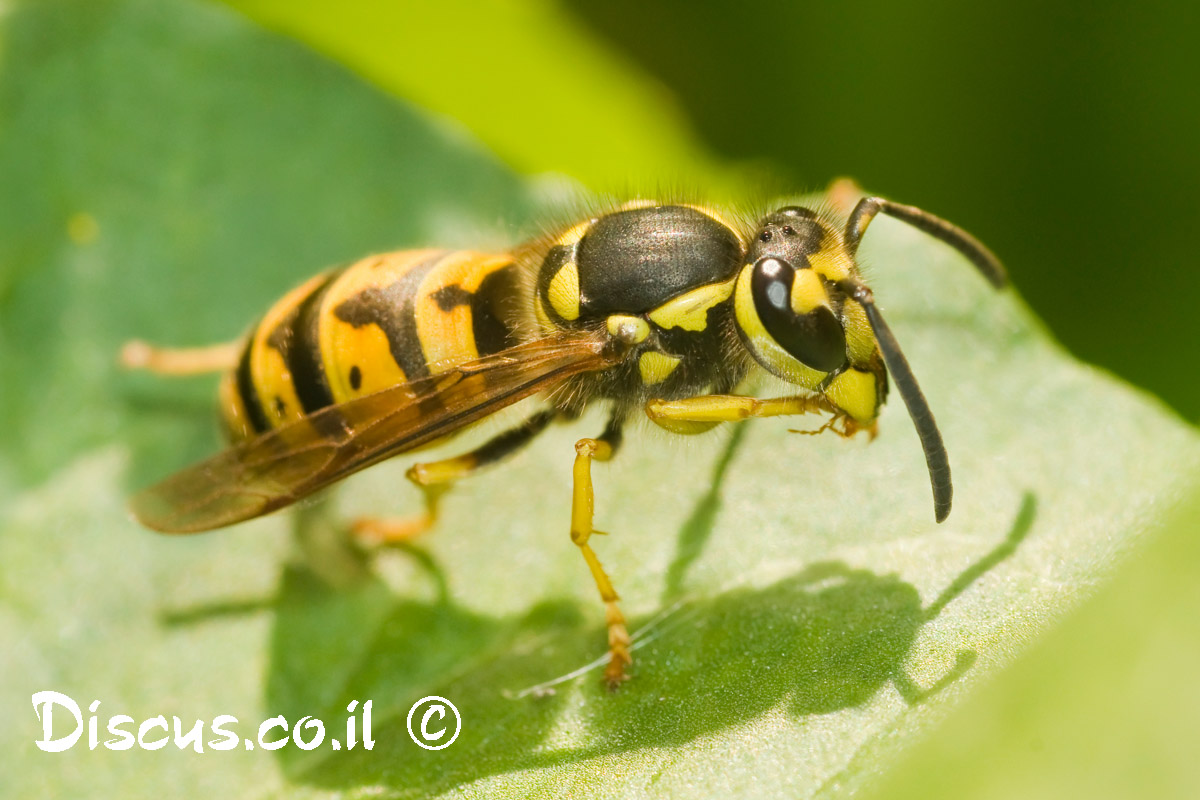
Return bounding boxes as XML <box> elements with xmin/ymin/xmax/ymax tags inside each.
<box><xmin>124</xmin><ymin>189</ymin><xmax>1007</xmax><ymax>686</ymax></box>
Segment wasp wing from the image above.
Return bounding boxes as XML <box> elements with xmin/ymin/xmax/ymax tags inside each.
<box><xmin>132</xmin><ymin>332</ymin><xmax>615</xmax><ymax>533</ymax></box>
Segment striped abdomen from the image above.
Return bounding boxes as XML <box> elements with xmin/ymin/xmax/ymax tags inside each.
<box><xmin>219</xmin><ymin>249</ymin><xmax>523</xmax><ymax>441</ymax></box>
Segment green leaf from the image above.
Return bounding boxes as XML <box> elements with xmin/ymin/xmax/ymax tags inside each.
<box><xmin>1</xmin><ymin>1</ymin><xmax>1197</xmax><ymax>799</ymax></box>
<box><xmin>219</xmin><ymin>0</ymin><xmax>736</xmax><ymax>192</ymax></box>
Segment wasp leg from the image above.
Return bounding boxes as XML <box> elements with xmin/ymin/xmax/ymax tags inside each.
<box><xmin>568</xmin><ymin>416</ymin><xmax>632</xmax><ymax>688</ymax></box>
<box><xmin>119</xmin><ymin>339</ymin><xmax>241</xmax><ymax>375</ymax></box>
<box><xmin>645</xmin><ymin>393</ymin><xmax>838</xmax><ymax>433</ymax></box>
<box><xmin>352</xmin><ymin>409</ymin><xmax>558</xmax><ymax>546</ymax></box>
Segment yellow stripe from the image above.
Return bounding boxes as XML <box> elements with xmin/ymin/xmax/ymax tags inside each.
<box><xmin>534</xmin><ymin>295</ymin><xmax>555</xmax><ymax>333</ymax></box>
<box><xmin>415</xmin><ymin>251</ymin><xmax>511</xmax><ymax>373</ymax></box>
<box><xmin>638</xmin><ymin>351</ymin><xmax>681</xmax><ymax>384</ymax></box>
<box><xmin>319</xmin><ymin>249</ymin><xmax>443</xmax><ymax>403</ymax></box>
<box><xmin>547</xmin><ymin>261</ymin><xmax>581</xmax><ymax>321</ymax></box>
<box><xmin>553</xmin><ymin>219</ymin><xmax>594</xmax><ymax>248</ymax></box>
<box><xmin>808</xmin><ymin>247</ymin><xmax>853</xmax><ymax>282</ymax></box>
<box><xmin>789</xmin><ymin>269</ymin><xmax>829</xmax><ymax>315</ymax></box>
<box><xmin>648</xmin><ymin>277</ymin><xmax>735</xmax><ymax>331</ymax></box>
<box><xmin>683</xmin><ymin>203</ymin><xmax>744</xmax><ymax>244</ymax></box>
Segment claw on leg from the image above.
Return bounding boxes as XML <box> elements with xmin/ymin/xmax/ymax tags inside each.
<box><xmin>789</xmin><ymin>410</ymin><xmax>876</xmax><ymax>439</ymax></box>
<box><xmin>603</xmin><ymin>600</ymin><xmax>632</xmax><ymax>688</ymax></box>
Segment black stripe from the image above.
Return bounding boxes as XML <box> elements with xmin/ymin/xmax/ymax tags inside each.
<box><xmin>471</xmin><ymin>263</ymin><xmax>523</xmax><ymax>356</ymax></box>
<box><xmin>234</xmin><ymin>335</ymin><xmax>270</xmax><ymax>434</ymax></box>
<box><xmin>280</xmin><ymin>272</ymin><xmax>340</xmax><ymax>414</ymax></box>
<box><xmin>333</xmin><ymin>252</ymin><xmax>446</xmax><ymax>382</ymax></box>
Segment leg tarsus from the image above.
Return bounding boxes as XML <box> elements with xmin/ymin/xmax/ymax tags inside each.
<box><xmin>568</xmin><ymin>420</ymin><xmax>633</xmax><ymax>687</ymax></box>
<box><xmin>789</xmin><ymin>411</ymin><xmax>877</xmax><ymax>440</ymax></box>
<box><xmin>603</xmin><ymin>600</ymin><xmax>632</xmax><ymax>688</ymax></box>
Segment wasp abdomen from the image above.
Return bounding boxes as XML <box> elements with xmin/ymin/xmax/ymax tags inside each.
<box><xmin>221</xmin><ymin>249</ymin><xmax>522</xmax><ymax>442</ymax></box>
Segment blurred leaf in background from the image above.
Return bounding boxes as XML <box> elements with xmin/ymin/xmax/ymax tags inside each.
<box><xmin>224</xmin><ymin>0</ymin><xmax>737</xmax><ymax>192</ymax></box>
<box><xmin>1</xmin><ymin>1</ymin><xmax>1199</xmax><ymax>799</ymax></box>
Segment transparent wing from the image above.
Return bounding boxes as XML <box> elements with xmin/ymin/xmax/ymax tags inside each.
<box><xmin>132</xmin><ymin>332</ymin><xmax>615</xmax><ymax>532</ymax></box>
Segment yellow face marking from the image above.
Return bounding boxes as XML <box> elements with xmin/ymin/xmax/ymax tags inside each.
<box><xmin>638</xmin><ymin>351</ymin><xmax>681</xmax><ymax>385</ymax></box>
<box><xmin>320</xmin><ymin>249</ymin><xmax>443</xmax><ymax>403</ymax></box>
<box><xmin>648</xmin><ymin>277</ymin><xmax>736</xmax><ymax>332</ymax></box>
<box><xmin>250</xmin><ymin>272</ymin><xmax>328</xmax><ymax>427</ymax></box>
<box><xmin>415</xmin><ymin>251</ymin><xmax>511</xmax><ymax>374</ymax></box>
<box><xmin>605</xmin><ymin>314</ymin><xmax>650</xmax><ymax>343</ymax></box>
<box><xmin>547</xmin><ymin>261</ymin><xmax>581</xmax><ymax>321</ymax></box>
<box><xmin>789</xmin><ymin>269</ymin><xmax>829</xmax><ymax>315</ymax></box>
<box><xmin>807</xmin><ymin>247</ymin><xmax>854</xmax><ymax>282</ymax></box>
<box><xmin>619</xmin><ymin>199</ymin><xmax>658</xmax><ymax>211</ymax></box>
<box><xmin>824</xmin><ymin>368</ymin><xmax>879</xmax><ymax>423</ymax></box>
<box><xmin>733</xmin><ymin>267</ymin><xmax>827</xmax><ymax>390</ymax></box>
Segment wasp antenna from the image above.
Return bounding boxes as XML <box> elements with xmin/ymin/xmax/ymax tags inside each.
<box><xmin>838</xmin><ymin>278</ymin><xmax>952</xmax><ymax>523</ymax></box>
<box><xmin>844</xmin><ymin>197</ymin><xmax>1008</xmax><ymax>289</ymax></box>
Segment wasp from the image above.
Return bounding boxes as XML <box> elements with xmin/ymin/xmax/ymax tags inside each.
<box><xmin>123</xmin><ymin>190</ymin><xmax>1007</xmax><ymax>686</ymax></box>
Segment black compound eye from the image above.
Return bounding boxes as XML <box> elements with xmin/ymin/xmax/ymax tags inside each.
<box><xmin>750</xmin><ymin>258</ymin><xmax>847</xmax><ymax>373</ymax></box>
<box><xmin>759</xmin><ymin>230</ymin><xmax>772</xmax><ymax>242</ymax></box>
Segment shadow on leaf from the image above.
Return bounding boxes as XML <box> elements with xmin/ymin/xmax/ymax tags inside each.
<box><xmin>262</xmin><ymin>488</ymin><xmax>1035</xmax><ymax>796</ymax></box>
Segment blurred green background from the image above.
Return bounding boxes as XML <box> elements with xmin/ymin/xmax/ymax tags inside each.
<box><xmin>231</xmin><ymin>0</ymin><xmax>1199</xmax><ymax>421</ymax></box>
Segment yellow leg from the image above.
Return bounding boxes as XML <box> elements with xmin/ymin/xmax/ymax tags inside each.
<box><xmin>354</xmin><ymin>410</ymin><xmax>556</xmax><ymax>546</ymax></box>
<box><xmin>569</xmin><ymin>436</ymin><xmax>632</xmax><ymax>688</ymax></box>
<box><xmin>350</xmin><ymin>481</ymin><xmax>451</xmax><ymax>546</ymax></box>
<box><xmin>120</xmin><ymin>339</ymin><xmax>240</xmax><ymax>375</ymax></box>
<box><xmin>645</xmin><ymin>393</ymin><xmax>836</xmax><ymax>425</ymax></box>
